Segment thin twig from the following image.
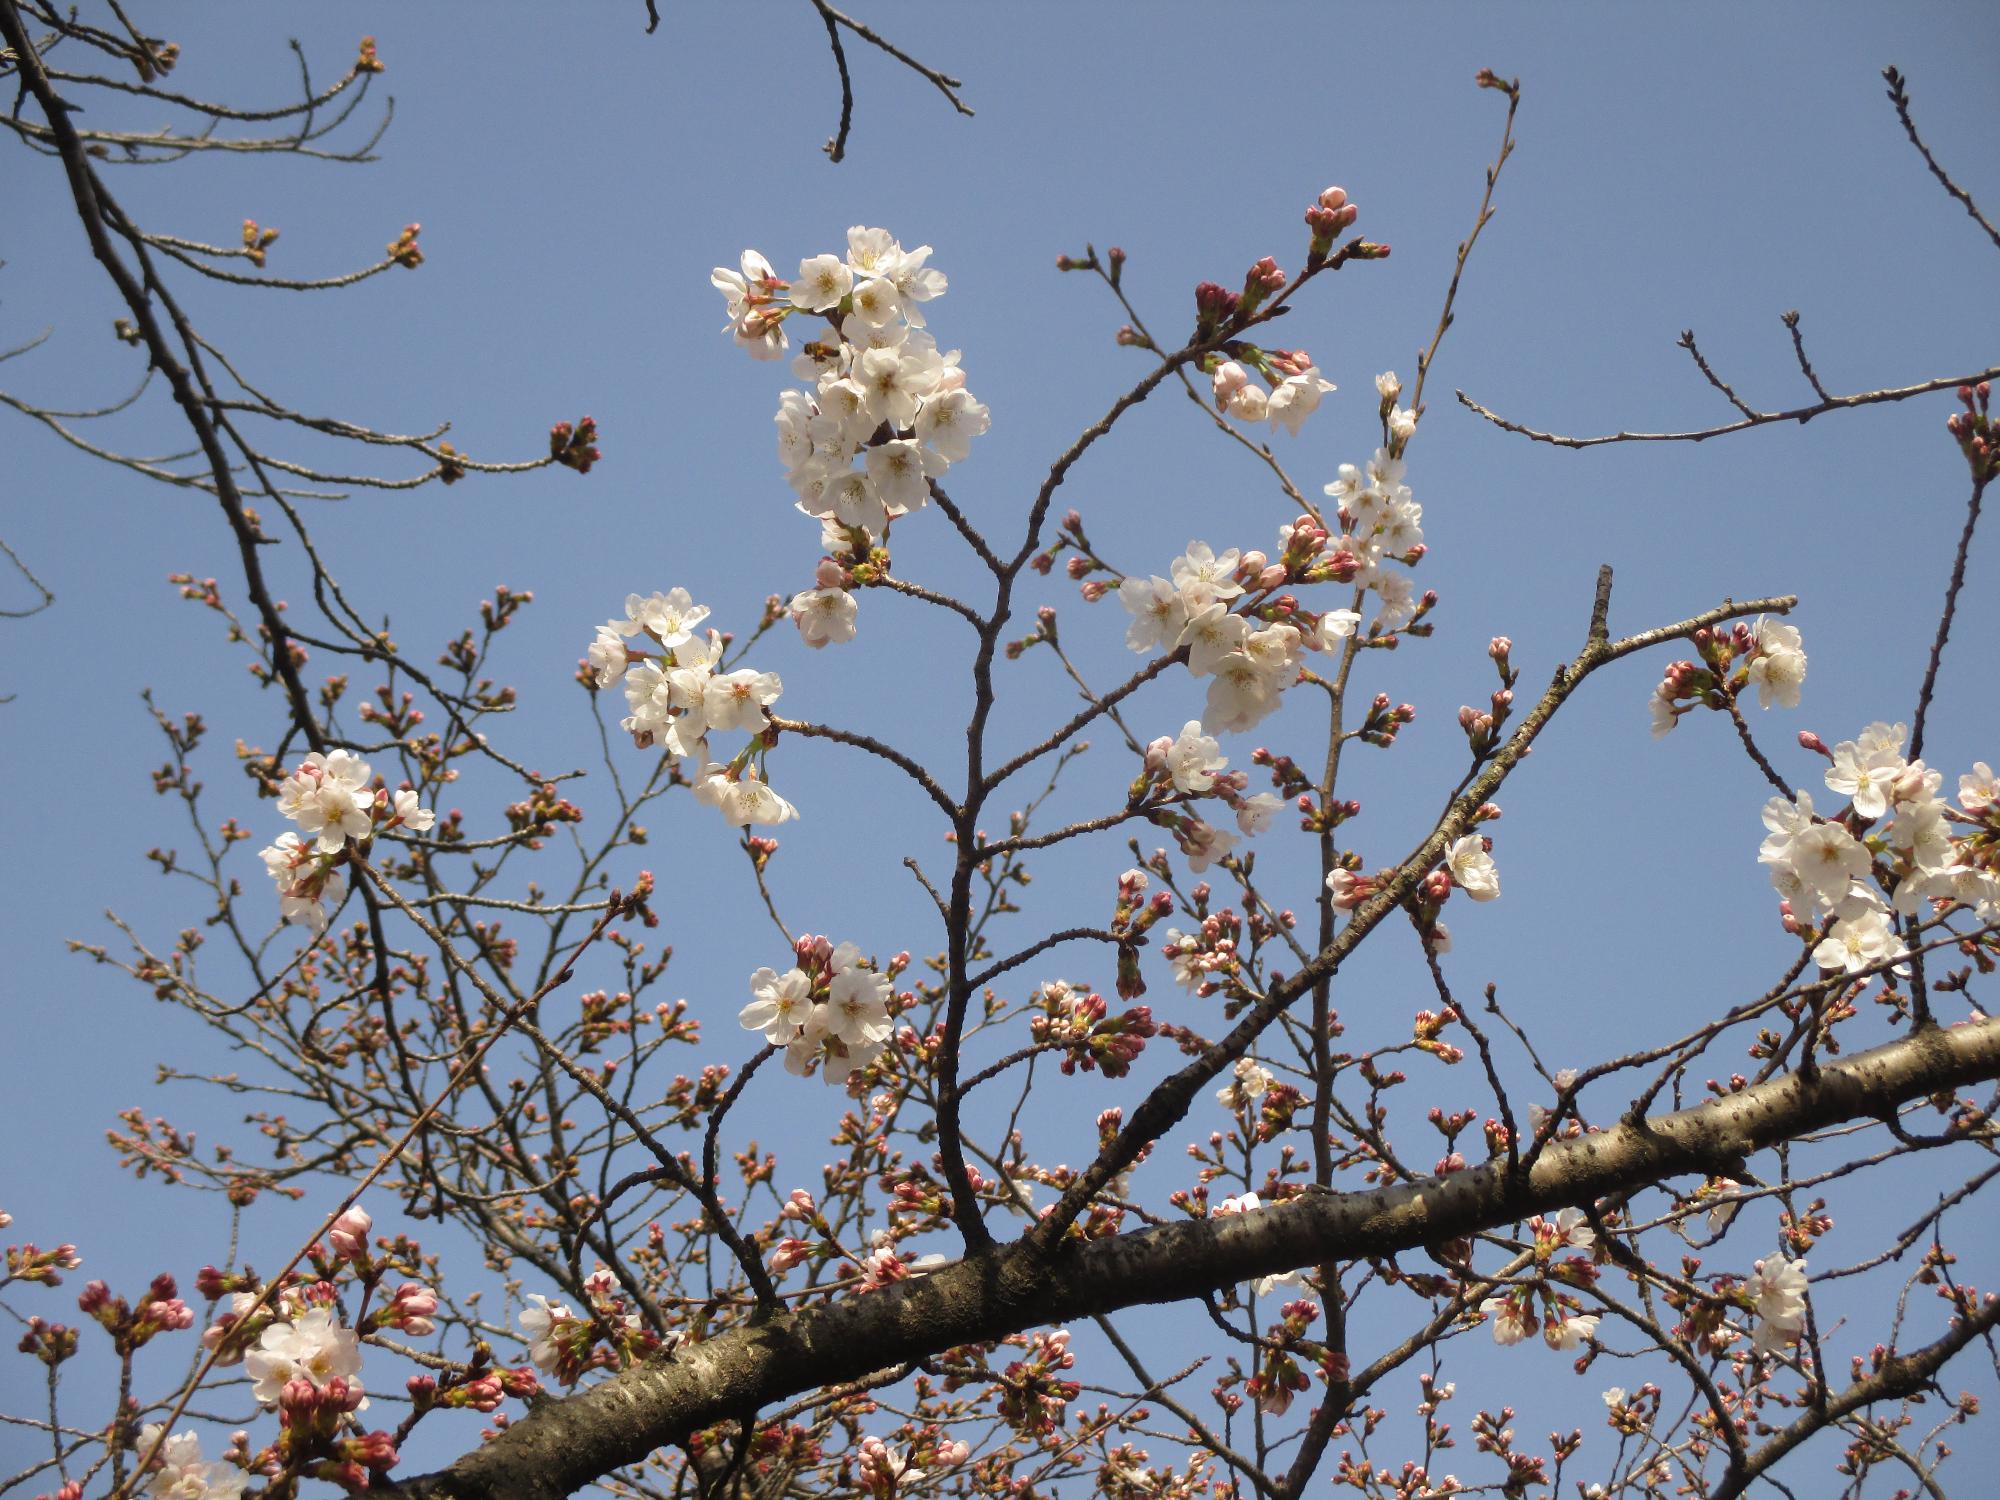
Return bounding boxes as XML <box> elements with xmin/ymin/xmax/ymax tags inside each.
<box><xmin>806</xmin><ymin>0</ymin><xmax>970</xmax><ymax>164</ymax></box>
<box><xmin>1781</xmin><ymin>310</ymin><xmax>1833</xmax><ymax>402</ymax></box>
<box><xmin>1407</xmin><ymin>71</ymin><xmax>1519</xmax><ymax>421</ymax></box>
<box><xmin>1458</xmin><ymin>365</ymin><xmax>2000</xmax><ymax>449</ymax></box>
<box><xmin>1910</xmin><ymin>474</ymin><xmax>1987</xmax><ymax>761</ymax></box>
<box><xmin>0</xmin><ymin>536</ymin><xmax>55</xmax><ymax>617</ymax></box>
<box><xmin>1882</xmin><ymin>65</ymin><xmax>2000</xmax><ymax>254</ymax></box>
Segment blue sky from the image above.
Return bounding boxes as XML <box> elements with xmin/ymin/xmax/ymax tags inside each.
<box><xmin>3</xmin><ymin>2</ymin><xmax>1997</xmax><ymax>1488</ymax></box>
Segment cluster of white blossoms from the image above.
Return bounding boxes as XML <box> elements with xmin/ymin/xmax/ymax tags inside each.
<box><xmin>135</xmin><ymin>1425</ymin><xmax>247</xmax><ymax>1500</ymax></box>
<box><xmin>1134</xmin><ymin>720</ymin><xmax>1287</xmax><ymax>872</ymax></box>
<box><xmin>1477</xmin><ymin>1288</ymin><xmax>1599</xmax><ymax>1351</ymax></box>
<box><xmin>712</xmin><ymin>227</ymin><xmax>990</xmax><ymax>649</ymax></box>
<box><xmin>1113</xmin><ymin>385</ymin><xmax>1426</xmax><ymax>745</ymax></box>
<box><xmin>739</xmin><ymin>936</ymin><xmax>897</xmax><ymax>1081</ymax></box>
<box><xmin>1479</xmin><ymin>1209</ymin><xmax>1598</xmax><ymax>1350</ymax></box>
<box><xmin>585</xmin><ymin>588</ymin><xmax>795</xmax><ymax>826</ymax></box>
<box><xmin>257</xmin><ymin>750</ymin><xmax>435</xmax><ymax>932</ymax></box>
<box><xmin>1210</xmin><ymin>350</ymin><xmax>1337</xmax><ymax>437</ymax></box>
<box><xmin>1743</xmin><ymin>1255</ymin><xmax>1810</xmax><ymax>1354</ymax></box>
<box><xmin>1760</xmin><ymin>722</ymin><xmax>2000</xmax><ymax>973</ymax></box>
<box><xmin>243</xmin><ymin>1304</ymin><xmax>366</xmax><ymax>1407</ymax></box>
<box><xmin>1651</xmin><ymin>614</ymin><xmax>1808</xmax><ymax>737</ymax></box>
<box><xmin>1214</xmin><ymin>1054</ymin><xmax>1275</xmax><ymax>1111</ymax></box>
<box><xmin>1116</xmin><ymin>541</ymin><xmax>1311</xmax><ymax>736</ymax></box>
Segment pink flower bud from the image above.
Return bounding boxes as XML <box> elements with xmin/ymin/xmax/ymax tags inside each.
<box><xmin>1257</xmin><ymin>565</ymin><xmax>1288</xmax><ymax>590</ymax></box>
<box><xmin>328</xmin><ymin>1205</ymin><xmax>373</xmax><ymax>1261</ymax></box>
<box><xmin>1239</xmin><ymin>549</ymin><xmax>1268</xmax><ymax>576</ymax></box>
<box><xmin>388</xmin><ymin>1283</ymin><xmax>438</xmax><ymax>1335</ymax></box>
<box><xmin>347</xmin><ymin>1429</ymin><xmax>400</xmax><ymax>1471</ymax></box>
<box><xmin>1318</xmin><ymin>186</ymin><xmax>1349</xmax><ymax>211</ymax></box>
<box><xmin>814</xmin><ymin>557</ymin><xmax>846</xmax><ymax>588</ymax></box>
<box><xmin>1798</xmin><ymin>730</ymin><xmax>1831</xmax><ymax>758</ymax></box>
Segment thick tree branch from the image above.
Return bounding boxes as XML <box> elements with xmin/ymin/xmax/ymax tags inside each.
<box><xmin>384</xmin><ymin>1015</ymin><xmax>2000</xmax><ymax>1499</ymax></box>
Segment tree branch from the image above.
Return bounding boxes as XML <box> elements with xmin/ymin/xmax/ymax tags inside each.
<box><xmin>1458</xmin><ymin>364</ymin><xmax>2000</xmax><ymax>449</ymax></box>
<box><xmin>383</xmin><ymin>1015</ymin><xmax>2000</xmax><ymax>1499</ymax></box>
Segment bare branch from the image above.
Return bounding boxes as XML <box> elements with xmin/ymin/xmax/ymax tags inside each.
<box><xmin>1882</xmin><ymin>65</ymin><xmax>2000</xmax><ymax>254</ymax></box>
<box><xmin>807</xmin><ymin>0</ymin><xmax>972</xmax><ymax>165</ymax></box>
<box><xmin>1458</xmin><ymin>364</ymin><xmax>2000</xmax><ymax>449</ymax></box>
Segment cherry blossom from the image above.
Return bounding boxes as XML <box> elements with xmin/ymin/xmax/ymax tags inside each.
<box><xmin>791</xmin><ymin>585</ymin><xmax>859</xmax><ymax>647</ymax></box>
<box><xmin>1169</xmin><ymin>542</ymin><xmax>1243</xmax><ymax>610</ymax></box>
<box><xmin>790</xmin><ymin>252</ymin><xmax>853</xmax><ymax>312</ymax></box>
<box><xmin>518</xmin><ymin>1293</ymin><xmax>576</xmax><ymax>1376</ymax></box>
<box><xmin>1265</xmin><ymin>366</ymin><xmax>1336</xmax><ymax>436</ymax></box>
<box><xmin>1116</xmin><ymin>575</ymin><xmax>1189</xmax><ymax>653</ymax></box>
<box><xmin>1746</xmin><ymin>615</ymin><xmax>1808</xmax><ymax>710</ymax></box>
<box><xmin>136</xmin><ymin>1424</ymin><xmax>247</xmax><ymax>1500</ymax></box>
<box><xmin>741</xmin><ymin>966</ymin><xmax>814</xmax><ymax>1045</ymax></box>
<box><xmin>1746</xmin><ymin>1256</ymin><xmax>1809</xmax><ymax>1353</ymax></box>
<box><xmin>1447</xmin><ymin>834</ymin><xmax>1501</xmax><ymax>902</ymax></box>
<box><xmin>276</xmin><ymin>750</ymin><xmax>375</xmax><ymax>854</ymax></box>
<box><xmin>1480</xmin><ymin>1292</ymin><xmax>1535</xmax><ymax>1346</ymax></box>
<box><xmin>244</xmin><ymin>1307</ymin><xmax>363</xmax><ymax>1406</ymax></box>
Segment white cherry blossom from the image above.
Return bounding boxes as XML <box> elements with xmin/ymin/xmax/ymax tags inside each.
<box><xmin>1747</xmin><ymin>616</ymin><xmax>1807</xmax><ymax>710</ymax></box>
<box><xmin>1236</xmin><ymin>791</ymin><xmax>1286</xmax><ymax>835</ymax></box>
<box><xmin>1180</xmin><ymin>604</ymin><xmax>1251</xmax><ymax>677</ymax></box>
<box><xmin>914</xmin><ymin>386</ymin><xmax>989</xmax><ymax>462</ymax></box>
<box><xmin>791</xmin><ymin>586</ymin><xmax>858</xmax><ymax>648</ymax></box>
<box><xmin>518</xmin><ymin>1293</ymin><xmax>574</xmax><ymax>1374</ymax></box>
<box><xmin>790</xmin><ymin>252</ymin><xmax>852</xmax><ymax>312</ymax></box>
<box><xmin>1447</xmin><ymin>834</ymin><xmax>1500</xmax><ymax>902</ymax></box>
<box><xmin>1117</xmin><ymin>575</ymin><xmax>1189</xmax><ymax>653</ymax></box>
<box><xmin>702</xmin><ymin>669</ymin><xmax>783</xmax><ymax>734</ymax></box>
<box><xmin>1204</xmin><ymin>652</ymin><xmax>1283</xmax><ymax>733</ymax></box>
<box><xmin>1316</xmin><ymin>608</ymin><xmax>1362</xmax><ymax>649</ymax></box>
<box><xmin>740</xmin><ymin>967</ymin><xmax>814</xmax><ymax>1045</ymax></box>
<box><xmin>1265</xmin><ymin>367</ymin><xmax>1335</xmax><ymax>436</ymax></box>
<box><xmin>719</xmin><ymin>772</ymin><xmax>799</xmax><ymax>828</ymax></box>
<box><xmin>865</xmin><ymin>438</ymin><xmax>936</xmax><ymax>512</ymax></box>
<box><xmin>1746</xmin><ymin>1256</ymin><xmax>1809</xmax><ymax>1353</ymax></box>
<box><xmin>1171</xmin><ymin>542</ymin><xmax>1244</xmax><ymax>610</ymax></box>
<box><xmin>1166</xmin><ymin>720</ymin><xmax>1226</xmax><ymax>794</ymax></box>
